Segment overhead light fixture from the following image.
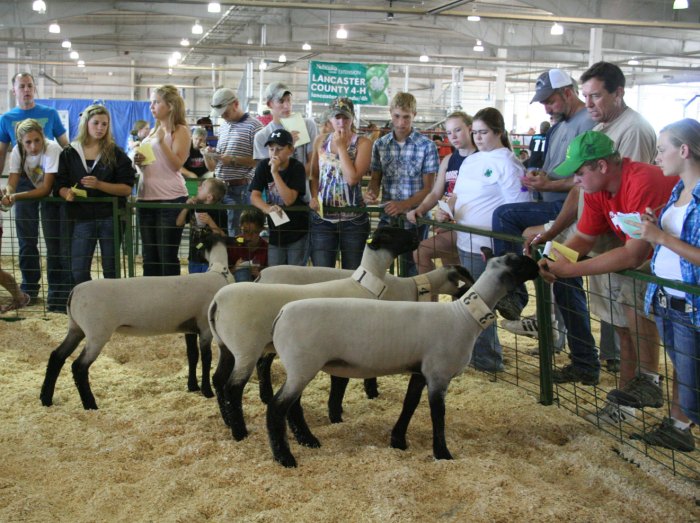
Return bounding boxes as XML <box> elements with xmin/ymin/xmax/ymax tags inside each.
<box><xmin>259</xmin><ymin>59</ymin><xmax>267</xmax><ymax>70</ymax></box>
<box><xmin>108</xmin><ymin>71</ymin><xmax>113</xmax><ymax>76</ymax></box>
<box><xmin>628</xmin><ymin>58</ymin><xmax>640</xmax><ymax>66</ymax></box>
<box><xmin>302</xmin><ymin>42</ymin><xmax>311</xmax><ymax>51</ymax></box>
<box><xmin>673</xmin><ymin>0</ymin><xmax>689</xmax><ymax>8</ymax></box>
<box><xmin>247</xmin><ymin>37</ymin><xmax>253</xmax><ymax>45</ymax></box>
<box><xmin>168</xmin><ymin>68</ymin><xmax>173</xmax><ymax>75</ymax></box>
<box><xmin>207</xmin><ymin>2</ymin><xmax>221</xmax><ymax>13</ymax></box>
<box><xmin>168</xmin><ymin>56</ymin><xmax>177</xmax><ymax>67</ymax></box>
<box><xmin>172</xmin><ymin>51</ymin><xmax>182</xmax><ymax>60</ymax></box>
<box><xmin>192</xmin><ymin>20</ymin><xmax>203</xmax><ymax>35</ymax></box>
<box><xmin>550</xmin><ymin>22</ymin><xmax>564</xmax><ymax>35</ymax></box>
<box><xmin>61</xmin><ymin>39</ymin><xmax>71</xmax><ymax>48</ymax></box>
<box><xmin>467</xmin><ymin>15</ymin><xmax>481</xmax><ymax>22</ymax></box>
<box><xmin>48</xmin><ymin>21</ymin><xmax>60</xmax><ymax>33</ymax></box>
<box><xmin>69</xmin><ymin>50</ymin><xmax>79</xmax><ymax>59</ymax></box>
<box><xmin>419</xmin><ymin>54</ymin><xmax>429</xmax><ymax>63</ymax></box>
<box><xmin>473</xmin><ymin>39</ymin><xmax>484</xmax><ymax>52</ymax></box>
<box><xmin>180</xmin><ymin>38</ymin><xmax>190</xmax><ymax>46</ymax></box>
<box><xmin>278</xmin><ymin>53</ymin><xmax>287</xmax><ymax>63</ymax></box>
<box><xmin>32</xmin><ymin>0</ymin><xmax>47</xmax><ymax>14</ymax></box>
<box><xmin>336</xmin><ymin>26</ymin><xmax>348</xmax><ymax>39</ymax></box>
<box><xmin>77</xmin><ymin>60</ymin><xmax>85</xmax><ymax>68</ymax></box>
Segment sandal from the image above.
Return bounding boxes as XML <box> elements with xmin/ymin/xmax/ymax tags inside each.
<box><xmin>1</xmin><ymin>292</ymin><xmax>31</xmax><ymax>313</ymax></box>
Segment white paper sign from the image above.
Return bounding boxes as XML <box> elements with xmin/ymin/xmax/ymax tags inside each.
<box><xmin>281</xmin><ymin>113</ymin><xmax>311</xmax><ymax>148</ymax></box>
<box><xmin>437</xmin><ymin>199</ymin><xmax>454</xmax><ymax>220</ymax></box>
<box><xmin>269</xmin><ymin>209</ymin><xmax>290</xmax><ymax>226</ymax></box>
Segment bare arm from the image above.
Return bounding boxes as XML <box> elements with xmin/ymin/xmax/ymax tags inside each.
<box><xmin>308</xmin><ymin>134</ymin><xmax>324</xmax><ymax>212</ymax></box>
<box><xmin>154</xmin><ymin>125</ymin><xmax>190</xmax><ymax>172</ymax></box>
<box><xmin>0</xmin><ymin>142</ymin><xmax>8</xmax><ymax>175</ymax></box>
<box><xmin>335</xmin><ymin>132</ymin><xmax>371</xmax><ymax>186</ymax></box>
<box><xmin>384</xmin><ymin>172</ymin><xmax>435</xmax><ymax>217</ymax></box>
<box><xmin>56</xmin><ymin>133</ymin><xmax>69</xmax><ymax>148</ymax></box>
<box><xmin>406</xmin><ymin>154</ymin><xmax>450</xmax><ymax>223</ymax></box>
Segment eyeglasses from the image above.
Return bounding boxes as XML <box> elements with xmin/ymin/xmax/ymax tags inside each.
<box><xmin>471</xmin><ymin>129</ymin><xmax>491</xmax><ymax>136</ymax></box>
<box><xmin>211</xmin><ymin>98</ymin><xmax>236</xmax><ymax>109</ymax></box>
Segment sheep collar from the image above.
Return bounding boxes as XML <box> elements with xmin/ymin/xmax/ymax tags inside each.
<box><xmin>458</xmin><ymin>289</ymin><xmax>496</xmax><ymax>330</ymax></box>
<box><xmin>413</xmin><ymin>274</ymin><xmax>432</xmax><ymax>302</ymax></box>
<box><xmin>209</xmin><ymin>262</ymin><xmax>235</xmax><ymax>283</ymax></box>
<box><xmin>351</xmin><ymin>266</ymin><xmax>388</xmax><ymax>298</ymax></box>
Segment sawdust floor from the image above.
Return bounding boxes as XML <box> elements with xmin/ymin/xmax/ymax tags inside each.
<box><xmin>1</xmin><ymin>313</ymin><xmax>699</xmax><ymax>522</ymax></box>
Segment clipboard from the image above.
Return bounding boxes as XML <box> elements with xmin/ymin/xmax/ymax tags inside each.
<box><xmin>280</xmin><ymin>114</ymin><xmax>310</xmax><ymax>148</ymax></box>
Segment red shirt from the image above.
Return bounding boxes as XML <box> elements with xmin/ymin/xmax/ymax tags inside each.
<box><xmin>578</xmin><ymin>158</ymin><xmax>678</xmax><ymax>243</ymax></box>
<box><xmin>227</xmin><ymin>236</ymin><xmax>268</xmax><ymax>269</ymax></box>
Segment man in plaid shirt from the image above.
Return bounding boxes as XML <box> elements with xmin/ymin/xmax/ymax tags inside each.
<box><xmin>366</xmin><ymin>92</ymin><xmax>439</xmax><ymax>276</ymax></box>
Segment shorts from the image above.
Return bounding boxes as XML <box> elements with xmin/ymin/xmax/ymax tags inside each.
<box><xmin>588</xmin><ymin>271</ymin><xmax>649</xmax><ymax>327</ymax></box>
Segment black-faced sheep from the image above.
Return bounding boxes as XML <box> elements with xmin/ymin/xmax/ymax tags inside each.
<box><xmin>266</xmin><ymin>253</ymin><xmax>540</xmax><ymax>467</ymax></box>
<box><xmin>255</xmin><ymin>263</ymin><xmax>474</xmax><ymax>422</ymax></box>
<box><xmin>208</xmin><ymin>227</ymin><xmax>421</xmax><ymax>441</ymax></box>
<box><xmin>40</xmin><ymin>235</ymin><xmax>233</xmax><ymax>409</ymax></box>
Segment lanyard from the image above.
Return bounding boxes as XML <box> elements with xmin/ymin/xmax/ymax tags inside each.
<box><xmin>72</xmin><ymin>142</ymin><xmax>102</xmax><ymax>175</ymax></box>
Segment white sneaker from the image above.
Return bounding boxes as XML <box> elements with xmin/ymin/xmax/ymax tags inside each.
<box><xmin>584</xmin><ymin>402</ymin><xmax>635</xmax><ymax>426</ymax></box>
<box><xmin>501</xmin><ymin>316</ymin><xmax>565</xmax><ymax>352</ymax></box>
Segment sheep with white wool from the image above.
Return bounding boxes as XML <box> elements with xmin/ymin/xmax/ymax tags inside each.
<box><xmin>208</xmin><ymin>227</ymin><xmax>426</xmax><ymax>440</ymax></box>
<box><xmin>266</xmin><ymin>252</ymin><xmax>540</xmax><ymax>467</ymax></box>
<box><xmin>40</xmin><ymin>235</ymin><xmax>233</xmax><ymax>410</ymax></box>
<box><xmin>255</xmin><ymin>263</ymin><xmax>475</xmax><ymax>418</ymax></box>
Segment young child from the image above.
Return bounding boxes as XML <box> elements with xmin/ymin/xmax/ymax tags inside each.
<box><xmin>227</xmin><ymin>209</ymin><xmax>268</xmax><ymax>282</ymax></box>
<box><xmin>250</xmin><ymin>129</ymin><xmax>309</xmax><ymax>266</ymax></box>
<box><xmin>176</xmin><ymin>177</ymin><xmax>228</xmax><ymax>273</ymax></box>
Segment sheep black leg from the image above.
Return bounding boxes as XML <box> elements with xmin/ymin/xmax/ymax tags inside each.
<box><xmin>185</xmin><ymin>333</ymin><xmax>200</xmax><ymax>393</ymax></box>
<box><xmin>71</xmin><ymin>350</ymin><xmax>98</xmax><ymax>410</ymax></box>
<box><xmin>224</xmin><ymin>380</ymin><xmax>248</xmax><ymax>441</ymax></box>
<box><xmin>391</xmin><ymin>373</ymin><xmax>426</xmax><ymax>451</ymax></box>
<box><xmin>266</xmin><ymin>384</ymin><xmax>298</xmax><ymax>468</ymax></box>
<box><xmin>199</xmin><ymin>339</ymin><xmax>214</xmax><ymax>398</ymax></box>
<box><xmin>427</xmin><ymin>383</ymin><xmax>452</xmax><ymax>460</ymax></box>
<box><xmin>212</xmin><ymin>347</ymin><xmax>235</xmax><ymax>426</ymax></box>
<box><xmin>328</xmin><ymin>376</ymin><xmax>349</xmax><ymax>423</ymax></box>
<box><xmin>287</xmin><ymin>397</ymin><xmax>320</xmax><ymax>448</ymax></box>
<box><xmin>40</xmin><ymin>331</ymin><xmax>84</xmax><ymax>407</ymax></box>
<box><xmin>256</xmin><ymin>353</ymin><xmax>276</xmax><ymax>404</ymax></box>
<box><xmin>363</xmin><ymin>378</ymin><xmax>379</xmax><ymax>399</ymax></box>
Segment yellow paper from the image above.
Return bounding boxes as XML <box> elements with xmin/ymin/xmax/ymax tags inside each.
<box><xmin>71</xmin><ymin>185</ymin><xmax>88</xmax><ymax>198</ymax></box>
<box><xmin>545</xmin><ymin>241</ymin><xmax>579</xmax><ymax>263</ymax></box>
<box><xmin>280</xmin><ymin>113</ymin><xmax>310</xmax><ymax>148</ymax></box>
<box><xmin>136</xmin><ymin>142</ymin><xmax>156</xmax><ymax>166</ymax></box>
<box><xmin>317</xmin><ymin>197</ymin><xmax>324</xmax><ymax>219</ymax></box>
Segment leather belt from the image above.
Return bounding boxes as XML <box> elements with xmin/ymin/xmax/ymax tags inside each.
<box><xmin>224</xmin><ymin>178</ymin><xmax>249</xmax><ymax>186</ymax></box>
<box><xmin>656</xmin><ymin>288</ymin><xmax>693</xmax><ymax>313</ymax></box>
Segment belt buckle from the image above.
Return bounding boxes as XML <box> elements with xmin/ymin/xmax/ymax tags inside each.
<box><xmin>685</xmin><ymin>301</ymin><xmax>694</xmax><ymax>314</ymax></box>
<box><xmin>657</xmin><ymin>289</ymin><xmax>667</xmax><ymax>309</ymax></box>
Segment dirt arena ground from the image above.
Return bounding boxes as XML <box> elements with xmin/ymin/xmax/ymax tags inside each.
<box><xmin>1</xmin><ymin>310</ymin><xmax>699</xmax><ymax>523</ymax></box>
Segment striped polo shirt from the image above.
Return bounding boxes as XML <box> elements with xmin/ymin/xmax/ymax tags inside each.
<box><xmin>215</xmin><ymin>113</ymin><xmax>262</xmax><ymax>182</ymax></box>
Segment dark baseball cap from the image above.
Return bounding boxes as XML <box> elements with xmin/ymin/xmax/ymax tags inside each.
<box><xmin>531</xmin><ymin>69</ymin><xmax>575</xmax><ymax>104</ymax></box>
<box><xmin>264</xmin><ymin>129</ymin><xmax>294</xmax><ymax>147</ymax></box>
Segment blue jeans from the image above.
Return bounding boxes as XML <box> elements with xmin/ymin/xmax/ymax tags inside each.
<box><xmin>188</xmin><ymin>261</ymin><xmax>209</xmax><ymax>274</ymax></box>
<box><xmin>552</xmin><ymin>277</ymin><xmax>599</xmax><ymax>372</ymax></box>
<box><xmin>378</xmin><ymin>214</ymin><xmax>427</xmax><ymax>277</ymax></box>
<box><xmin>71</xmin><ymin>218</ymin><xmax>118</xmax><ymax>285</ymax></box>
<box><xmin>14</xmin><ymin>180</ymin><xmax>71</xmax><ymax>306</ymax></box>
<box><xmin>491</xmin><ymin>200</ymin><xmax>564</xmax><ymax>256</ymax></box>
<box><xmin>138</xmin><ymin>197</ymin><xmax>187</xmax><ymax>276</ymax></box>
<box><xmin>222</xmin><ymin>183</ymin><xmax>249</xmax><ymax>236</ymax></box>
<box><xmin>310</xmin><ymin>213</ymin><xmax>370</xmax><ymax>269</ymax></box>
<box><xmin>458</xmin><ymin>250</ymin><xmax>503</xmax><ymax>372</ymax></box>
<box><xmin>268</xmin><ymin>234</ymin><xmax>308</xmax><ymax>266</ymax></box>
<box><xmin>654</xmin><ymin>297</ymin><xmax>700</xmax><ymax>425</ymax></box>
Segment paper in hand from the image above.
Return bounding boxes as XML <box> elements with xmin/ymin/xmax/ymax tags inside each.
<box><xmin>269</xmin><ymin>209</ymin><xmax>290</xmax><ymax>226</ymax></box>
<box><xmin>280</xmin><ymin>113</ymin><xmax>310</xmax><ymax>148</ymax></box>
<box><xmin>612</xmin><ymin>212</ymin><xmax>643</xmax><ymax>239</ymax></box>
<box><xmin>71</xmin><ymin>185</ymin><xmax>88</xmax><ymax>198</ymax></box>
<box><xmin>437</xmin><ymin>199</ymin><xmax>454</xmax><ymax>220</ymax></box>
<box><xmin>542</xmin><ymin>241</ymin><xmax>579</xmax><ymax>263</ymax></box>
<box><xmin>136</xmin><ymin>142</ymin><xmax>156</xmax><ymax>166</ymax></box>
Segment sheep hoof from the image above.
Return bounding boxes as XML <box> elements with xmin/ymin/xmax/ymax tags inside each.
<box><xmin>201</xmin><ymin>386</ymin><xmax>214</xmax><ymax>399</ymax></box>
<box><xmin>40</xmin><ymin>395</ymin><xmax>53</xmax><ymax>407</ymax></box>
<box><xmin>329</xmin><ymin>413</ymin><xmax>343</xmax><ymax>424</ymax></box>
<box><xmin>363</xmin><ymin>379</ymin><xmax>379</xmax><ymax>399</ymax></box>
<box><xmin>434</xmin><ymin>450</ymin><xmax>453</xmax><ymax>460</ymax></box>
<box><xmin>390</xmin><ymin>436</ymin><xmax>408</xmax><ymax>451</ymax></box>
<box><xmin>187</xmin><ymin>383</ymin><xmax>200</xmax><ymax>392</ymax></box>
<box><xmin>275</xmin><ymin>453</ymin><xmax>297</xmax><ymax>468</ymax></box>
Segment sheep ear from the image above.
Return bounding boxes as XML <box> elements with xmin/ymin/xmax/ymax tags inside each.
<box><xmin>480</xmin><ymin>246</ymin><xmax>495</xmax><ymax>261</ymax></box>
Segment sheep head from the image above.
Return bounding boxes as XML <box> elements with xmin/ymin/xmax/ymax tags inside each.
<box><xmin>488</xmin><ymin>253</ymin><xmax>540</xmax><ymax>289</ymax></box>
<box><xmin>367</xmin><ymin>227</ymin><xmax>420</xmax><ymax>257</ymax></box>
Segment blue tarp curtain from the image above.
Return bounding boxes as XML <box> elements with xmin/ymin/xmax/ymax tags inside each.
<box><xmin>36</xmin><ymin>98</ymin><xmax>154</xmax><ymax>152</ymax></box>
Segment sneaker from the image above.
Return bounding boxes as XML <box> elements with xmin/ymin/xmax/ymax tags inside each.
<box><xmin>552</xmin><ymin>364</ymin><xmax>599</xmax><ymax>386</ymax></box>
<box><xmin>631</xmin><ymin>417</ymin><xmax>695</xmax><ymax>452</ymax></box>
<box><xmin>584</xmin><ymin>401</ymin><xmax>635</xmax><ymax>426</ymax></box>
<box><xmin>607</xmin><ymin>374</ymin><xmax>663</xmax><ymax>409</ymax></box>
<box><xmin>605</xmin><ymin>359</ymin><xmax>620</xmax><ymax>373</ymax></box>
<box><xmin>502</xmin><ymin>316</ymin><xmax>565</xmax><ymax>353</ymax></box>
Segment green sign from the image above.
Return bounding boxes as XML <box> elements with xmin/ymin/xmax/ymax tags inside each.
<box><xmin>308</xmin><ymin>61</ymin><xmax>389</xmax><ymax>105</ymax></box>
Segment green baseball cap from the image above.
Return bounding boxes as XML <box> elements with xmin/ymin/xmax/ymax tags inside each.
<box><xmin>553</xmin><ymin>131</ymin><xmax>617</xmax><ymax>176</ymax></box>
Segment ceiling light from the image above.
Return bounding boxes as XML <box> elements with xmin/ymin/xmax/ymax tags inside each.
<box><xmin>32</xmin><ymin>0</ymin><xmax>47</xmax><ymax>14</ymax></box>
<box><xmin>467</xmin><ymin>15</ymin><xmax>480</xmax><ymax>22</ymax></box>
<box><xmin>673</xmin><ymin>0</ymin><xmax>689</xmax><ymax>8</ymax></box>
<box><xmin>419</xmin><ymin>54</ymin><xmax>429</xmax><ymax>63</ymax></box>
<box><xmin>247</xmin><ymin>37</ymin><xmax>253</xmax><ymax>45</ymax></box>
<box><xmin>473</xmin><ymin>40</ymin><xmax>484</xmax><ymax>52</ymax></box>
<box><xmin>336</xmin><ymin>26</ymin><xmax>348</xmax><ymax>39</ymax></box>
<box><xmin>48</xmin><ymin>21</ymin><xmax>60</xmax><ymax>33</ymax></box>
<box><xmin>168</xmin><ymin>68</ymin><xmax>173</xmax><ymax>75</ymax></box>
<box><xmin>259</xmin><ymin>59</ymin><xmax>267</xmax><ymax>70</ymax></box>
<box><xmin>77</xmin><ymin>60</ymin><xmax>85</xmax><ymax>68</ymax></box>
<box><xmin>172</xmin><ymin>51</ymin><xmax>182</xmax><ymax>60</ymax></box>
<box><xmin>108</xmin><ymin>71</ymin><xmax>113</xmax><ymax>76</ymax></box>
<box><xmin>180</xmin><ymin>38</ymin><xmax>190</xmax><ymax>46</ymax></box>
<box><xmin>207</xmin><ymin>2</ymin><xmax>221</xmax><ymax>13</ymax></box>
<box><xmin>550</xmin><ymin>22</ymin><xmax>564</xmax><ymax>36</ymax></box>
<box><xmin>61</xmin><ymin>39</ymin><xmax>71</xmax><ymax>48</ymax></box>
<box><xmin>168</xmin><ymin>56</ymin><xmax>177</xmax><ymax>67</ymax></box>
<box><xmin>302</xmin><ymin>42</ymin><xmax>311</xmax><ymax>51</ymax></box>
<box><xmin>192</xmin><ymin>20</ymin><xmax>203</xmax><ymax>35</ymax></box>
<box><xmin>69</xmin><ymin>50</ymin><xmax>79</xmax><ymax>59</ymax></box>
<box><xmin>628</xmin><ymin>58</ymin><xmax>640</xmax><ymax>66</ymax></box>
<box><xmin>278</xmin><ymin>53</ymin><xmax>287</xmax><ymax>63</ymax></box>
